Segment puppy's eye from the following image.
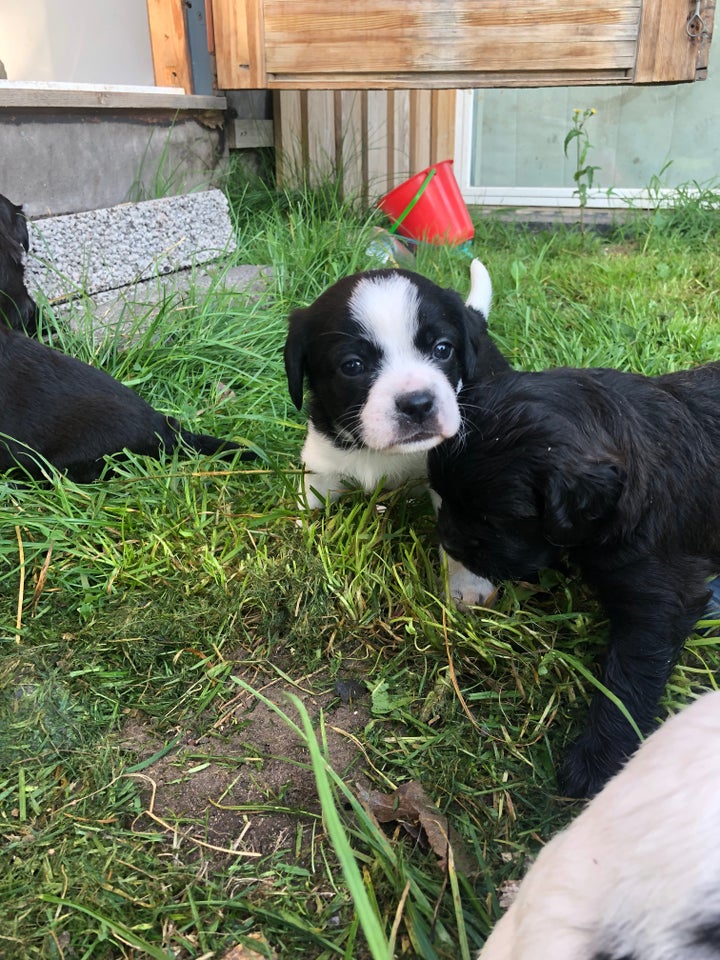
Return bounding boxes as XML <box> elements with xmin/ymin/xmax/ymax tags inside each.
<box><xmin>432</xmin><ymin>340</ymin><xmax>454</xmax><ymax>361</ymax></box>
<box><xmin>340</xmin><ymin>357</ymin><xmax>365</xmax><ymax>376</ymax></box>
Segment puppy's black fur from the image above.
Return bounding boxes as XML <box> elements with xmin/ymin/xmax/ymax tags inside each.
<box><xmin>428</xmin><ymin>363</ymin><xmax>720</xmax><ymax>798</ymax></box>
<box><xmin>0</xmin><ymin>194</ymin><xmax>39</xmax><ymax>336</ymax></box>
<box><xmin>0</xmin><ymin>325</ymin><xmax>253</xmax><ymax>482</ymax></box>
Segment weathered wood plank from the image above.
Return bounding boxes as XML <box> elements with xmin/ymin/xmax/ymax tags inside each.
<box><xmin>431</xmin><ymin>90</ymin><xmax>457</xmax><ymax>163</ymax></box>
<box><xmin>215</xmin><ymin>0</ymin><xmax>713</xmax><ymax>89</ymax></box>
<box><xmin>409</xmin><ymin>90</ymin><xmax>433</xmax><ymax>175</ymax></box>
<box><xmin>389</xmin><ymin>90</ymin><xmax>412</xmax><ymax>189</ymax></box>
<box><xmin>278</xmin><ymin>87</ymin><xmax>462</xmax><ymax>201</ymax></box>
<box><xmin>227</xmin><ymin>118</ymin><xmax>275</xmax><ymax>149</ymax></box>
<box><xmin>275</xmin><ymin>89</ymin><xmax>304</xmax><ymax>185</ymax></box>
<box><xmin>339</xmin><ymin>91</ymin><xmax>365</xmax><ymax>201</ymax></box>
<box><xmin>212</xmin><ymin>0</ymin><xmax>266</xmax><ymax>89</ymax></box>
<box><xmin>263</xmin><ymin>0</ymin><xmax>642</xmax><ymax>77</ymax></box>
<box><xmin>306</xmin><ymin>90</ymin><xmax>336</xmax><ymax>185</ymax></box>
<box><xmin>268</xmin><ymin>69</ymin><xmax>634</xmax><ymax>89</ymax></box>
<box><xmin>264</xmin><ymin>0</ymin><xmax>642</xmax><ymax>30</ymax></box>
<box><xmin>266</xmin><ymin>41</ymin><xmax>638</xmax><ymax>75</ymax></box>
<box><xmin>146</xmin><ymin>0</ymin><xmax>193</xmax><ymax>91</ymax></box>
<box><xmin>635</xmin><ymin>0</ymin><xmax>715</xmax><ymax>82</ymax></box>
<box><xmin>366</xmin><ymin>90</ymin><xmax>390</xmax><ymax>199</ymax></box>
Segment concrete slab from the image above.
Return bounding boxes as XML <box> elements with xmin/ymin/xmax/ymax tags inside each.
<box><xmin>20</xmin><ymin>190</ymin><xmax>272</xmax><ymax>343</ymax></box>
<box><xmin>62</xmin><ymin>264</ymin><xmax>272</xmax><ymax>342</ymax></box>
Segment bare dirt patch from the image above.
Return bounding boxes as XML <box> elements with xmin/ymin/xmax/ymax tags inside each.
<box><xmin>119</xmin><ymin>666</ymin><xmax>371</xmax><ymax>865</ymax></box>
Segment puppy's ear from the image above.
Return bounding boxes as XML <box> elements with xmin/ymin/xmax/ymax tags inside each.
<box><xmin>458</xmin><ymin>258</ymin><xmax>509</xmax><ymax>382</ymax></box>
<box><xmin>543</xmin><ymin>458</ymin><xmax>625</xmax><ymax>546</ymax></box>
<box><xmin>284</xmin><ymin>309</ymin><xmax>309</xmax><ymax>410</ymax></box>
<box><xmin>460</xmin><ymin>304</ymin><xmax>508</xmax><ymax>382</ymax></box>
<box><xmin>438</xmin><ymin>291</ymin><xmax>490</xmax><ymax>382</ymax></box>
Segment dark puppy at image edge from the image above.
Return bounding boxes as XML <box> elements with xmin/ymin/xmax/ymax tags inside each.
<box><xmin>0</xmin><ymin>325</ymin><xmax>254</xmax><ymax>482</ymax></box>
<box><xmin>428</xmin><ymin>362</ymin><xmax>720</xmax><ymax>799</ymax></box>
<box><xmin>0</xmin><ymin>194</ymin><xmax>39</xmax><ymax>336</ymax></box>
<box><xmin>284</xmin><ymin>260</ymin><xmax>509</xmax><ymax>605</ymax></box>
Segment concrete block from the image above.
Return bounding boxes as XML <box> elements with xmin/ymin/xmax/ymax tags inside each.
<box><xmin>25</xmin><ymin>189</ymin><xmax>237</xmax><ymax>304</ymax></box>
<box><xmin>65</xmin><ymin>264</ymin><xmax>272</xmax><ymax>342</ymax></box>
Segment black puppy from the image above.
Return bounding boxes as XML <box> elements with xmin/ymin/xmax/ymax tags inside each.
<box><xmin>429</xmin><ymin>362</ymin><xmax>720</xmax><ymax>799</ymax></box>
<box><xmin>0</xmin><ymin>194</ymin><xmax>39</xmax><ymax>336</ymax></box>
<box><xmin>0</xmin><ymin>325</ymin><xmax>253</xmax><ymax>482</ymax></box>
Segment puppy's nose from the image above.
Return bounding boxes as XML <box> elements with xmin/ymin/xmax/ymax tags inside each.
<box><xmin>396</xmin><ymin>390</ymin><xmax>435</xmax><ymax>423</ymax></box>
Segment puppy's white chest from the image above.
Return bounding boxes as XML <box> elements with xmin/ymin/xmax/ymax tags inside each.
<box><xmin>300</xmin><ymin>424</ymin><xmax>427</xmax><ymax>507</ymax></box>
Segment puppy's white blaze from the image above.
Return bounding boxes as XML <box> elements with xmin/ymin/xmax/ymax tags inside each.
<box><xmin>350</xmin><ymin>272</ymin><xmax>421</xmax><ymax>354</ymax></box>
<box><xmin>477</xmin><ymin>691</ymin><xmax>720</xmax><ymax>960</ymax></box>
<box><xmin>466</xmin><ymin>258</ymin><xmax>492</xmax><ymax>317</ymax></box>
<box><xmin>350</xmin><ymin>274</ymin><xmax>461</xmax><ymax>450</ymax></box>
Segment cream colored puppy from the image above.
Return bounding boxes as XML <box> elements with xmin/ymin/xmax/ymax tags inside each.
<box><xmin>478</xmin><ymin>691</ymin><xmax>720</xmax><ymax>960</ymax></box>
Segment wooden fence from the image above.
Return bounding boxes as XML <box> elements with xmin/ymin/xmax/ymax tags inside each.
<box><xmin>274</xmin><ymin>89</ymin><xmax>457</xmax><ymax>202</ymax></box>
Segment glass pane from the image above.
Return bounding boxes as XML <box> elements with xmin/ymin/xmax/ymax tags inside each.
<box><xmin>470</xmin><ymin>73</ymin><xmax>720</xmax><ymax>191</ymax></box>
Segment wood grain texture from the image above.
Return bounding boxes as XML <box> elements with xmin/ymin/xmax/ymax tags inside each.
<box><xmin>635</xmin><ymin>0</ymin><xmax>715</xmax><ymax>82</ymax></box>
<box><xmin>212</xmin><ymin>0</ymin><xmax>266</xmax><ymax>88</ymax></box>
<box><xmin>213</xmin><ymin>0</ymin><xmax>713</xmax><ymax>89</ymax></box>
<box><xmin>306</xmin><ymin>90</ymin><xmax>336</xmax><ymax>185</ymax></box>
<box><xmin>146</xmin><ymin>0</ymin><xmax>193</xmax><ymax>91</ymax></box>
<box><xmin>431</xmin><ymin>90</ymin><xmax>457</xmax><ymax>163</ymax></box>
<box><xmin>275</xmin><ymin>89</ymin><xmax>303</xmax><ymax>184</ymax></box>
<box><xmin>268</xmin><ymin>69</ymin><xmax>634</xmax><ymax>89</ymax></box>
<box><xmin>277</xmin><ymin>87</ymin><xmax>461</xmax><ymax>201</ymax></box>
<box><xmin>339</xmin><ymin>91</ymin><xmax>365</xmax><ymax>201</ymax></box>
<box><xmin>263</xmin><ymin>0</ymin><xmax>640</xmax><ymax>75</ymax></box>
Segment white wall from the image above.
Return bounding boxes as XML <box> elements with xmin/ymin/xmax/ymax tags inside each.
<box><xmin>0</xmin><ymin>0</ymin><xmax>154</xmax><ymax>85</ymax></box>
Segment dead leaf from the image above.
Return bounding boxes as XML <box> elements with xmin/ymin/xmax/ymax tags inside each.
<box><xmin>498</xmin><ymin>878</ymin><xmax>522</xmax><ymax>909</ymax></box>
<box><xmin>359</xmin><ymin>780</ymin><xmax>478</xmax><ymax>876</ymax></box>
<box><xmin>220</xmin><ymin>932</ymin><xmax>276</xmax><ymax>960</ymax></box>
<box><xmin>216</xmin><ymin>380</ymin><xmax>237</xmax><ymax>403</ymax></box>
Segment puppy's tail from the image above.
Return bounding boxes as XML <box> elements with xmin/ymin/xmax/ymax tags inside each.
<box><xmin>465</xmin><ymin>258</ymin><xmax>492</xmax><ymax>319</ymax></box>
<box><xmin>178</xmin><ymin>430</ymin><xmax>258</xmax><ymax>462</ymax></box>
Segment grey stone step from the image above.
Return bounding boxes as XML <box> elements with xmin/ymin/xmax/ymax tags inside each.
<box><xmin>25</xmin><ymin>189</ymin><xmax>237</xmax><ymax>304</ymax></box>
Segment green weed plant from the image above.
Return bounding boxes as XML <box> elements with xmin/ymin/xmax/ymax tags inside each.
<box><xmin>564</xmin><ymin>107</ymin><xmax>601</xmax><ymax>233</ymax></box>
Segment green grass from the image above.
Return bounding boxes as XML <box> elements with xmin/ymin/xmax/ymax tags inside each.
<box><xmin>2</xmin><ymin>164</ymin><xmax>720</xmax><ymax>958</ymax></box>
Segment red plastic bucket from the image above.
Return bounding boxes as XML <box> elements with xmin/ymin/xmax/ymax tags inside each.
<box><xmin>377</xmin><ymin>159</ymin><xmax>474</xmax><ymax>246</ymax></box>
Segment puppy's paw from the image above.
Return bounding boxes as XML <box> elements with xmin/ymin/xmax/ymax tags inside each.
<box><xmin>558</xmin><ymin>731</ymin><xmax>631</xmax><ymax>799</ymax></box>
<box><xmin>297</xmin><ymin>471</ymin><xmax>345</xmax><ymax>511</ymax></box>
<box><xmin>447</xmin><ymin>563</ymin><xmax>497</xmax><ymax>610</ymax></box>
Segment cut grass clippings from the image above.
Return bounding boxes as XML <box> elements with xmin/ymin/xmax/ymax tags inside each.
<box><xmin>1</xmin><ymin>165</ymin><xmax>720</xmax><ymax>958</ymax></box>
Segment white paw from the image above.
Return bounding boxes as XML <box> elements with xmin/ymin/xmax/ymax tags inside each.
<box><xmin>445</xmin><ymin>553</ymin><xmax>497</xmax><ymax>608</ymax></box>
<box><xmin>449</xmin><ymin>569</ymin><xmax>497</xmax><ymax>609</ymax></box>
<box><xmin>298</xmin><ymin>471</ymin><xmax>343</xmax><ymax>510</ymax></box>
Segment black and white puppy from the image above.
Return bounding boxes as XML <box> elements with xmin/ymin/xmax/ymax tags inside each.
<box><xmin>284</xmin><ymin>259</ymin><xmax>509</xmax><ymax>604</ymax></box>
<box><xmin>0</xmin><ymin>194</ymin><xmax>39</xmax><ymax>336</ymax></box>
<box><xmin>477</xmin><ymin>690</ymin><xmax>720</xmax><ymax>960</ymax></box>
<box><xmin>0</xmin><ymin>325</ymin><xmax>254</xmax><ymax>482</ymax></box>
<box><xmin>428</xmin><ymin>362</ymin><xmax>720</xmax><ymax>798</ymax></box>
